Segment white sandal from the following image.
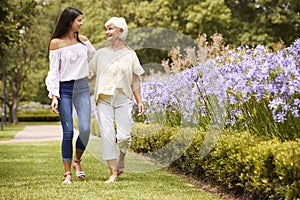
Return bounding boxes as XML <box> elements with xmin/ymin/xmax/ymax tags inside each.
<box><xmin>73</xmin><ymin>158</ymin><xmax>86</xmax><ymax>180</ymax></box>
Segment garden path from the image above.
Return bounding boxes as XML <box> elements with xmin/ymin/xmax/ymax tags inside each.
<box><xmin>0</xmin><ymin>125</ymin><xmax>63</xmax><ymax>143</ymax></box>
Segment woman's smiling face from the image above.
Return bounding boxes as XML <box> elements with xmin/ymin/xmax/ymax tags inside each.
<box><xmin>105</xmin><ymin>24</ymin><xmax>122</xmax><ymax>41</ymax></box>
<box><xmin>71</xmin><ymin>15</ymin><xmax>83</xmax><ymax>32</ymax></box>
<box><xmin>72</xmin><ymin>15</ymin><xmax>82</xmax><ymax>32</ymax></box>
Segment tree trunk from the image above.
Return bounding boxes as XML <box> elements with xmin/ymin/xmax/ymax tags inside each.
<box><xmin>8</xmin><ymin>80</ymin><xmax>20</xmax><ymax>124</ymax></box>
<box><xmin>8</xmin><ymin>104</ymin><xmax>13</xmax><ymax>123</ymax></box>
<box><xmin>11</xmin><ymin>98</ymin><xmax>18</xmax><ymax>124</ymax></box>
<box><xmin>8</xmin><ymin>98</ymin><xmax>18</xmax><ymax>124</ymax></box>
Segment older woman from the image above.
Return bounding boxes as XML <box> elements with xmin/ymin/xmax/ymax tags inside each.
<box><xmin>89</xmin><ymin>17</ymin><xmax>145</xmax><ymax>183</ymax></box>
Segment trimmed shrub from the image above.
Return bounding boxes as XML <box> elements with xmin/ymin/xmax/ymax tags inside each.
<box><xmin>130</xmin><ymin>123</ymin><xmax>300</xmax><ymax>199</ymax></box>
<box><xmin>18</xmin><ymin>115</ymin><xmax>59</xmax><ymax>122</ymax></box>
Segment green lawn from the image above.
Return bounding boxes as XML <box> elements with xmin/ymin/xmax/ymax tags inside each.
<box><xmin>0</xmin><ymin>124</ymin><xmax>24</xmax><ymax>140</ymax></box>
<box><xmin>0</xmin><ymin>138</ymin><xmax>220</xmax><ymax>200</ymax></box>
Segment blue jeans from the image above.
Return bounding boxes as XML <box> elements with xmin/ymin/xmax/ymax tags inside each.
<box><xmin>58</xmin><ymin>78</ymin><xmax>91</xmax><ymax>162</ymax></box>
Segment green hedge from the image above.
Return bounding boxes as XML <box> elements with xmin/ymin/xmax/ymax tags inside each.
<box><xmin>17</xmin><ymin>109</ymin><xmax>59</xmax><ymax>122</ymax></box>
<box><xmin>130</xmin><ymin>123</ymin><xmax>300</xmax><ymax>200</ymax></box>
<box><xmin>5</xmin><ymin>115</ymin><xmax>59</xmax><ymax>122</ymax></box>
<box><xmin>18</xmin><ymin>115</ymin><xmax>59</xmax><ymax>122</ymax></box>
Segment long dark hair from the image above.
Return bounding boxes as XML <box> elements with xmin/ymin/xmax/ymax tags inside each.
<box><xmin>48</xmin><ymin>7</ymin><xmax>83</xmax><ymax>50</ymax></box>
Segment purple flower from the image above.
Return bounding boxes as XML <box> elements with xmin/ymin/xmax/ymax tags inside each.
<box><xmin>140</xmin><ymin>38</ymin><xmax>300</xmax><ymax>129</ymax></box>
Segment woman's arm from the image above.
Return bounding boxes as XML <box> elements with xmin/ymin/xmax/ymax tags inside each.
<box><xmin>132</xmin><ymin>73</ymin><xmax>144</xmax><ymax>115</ymax></box>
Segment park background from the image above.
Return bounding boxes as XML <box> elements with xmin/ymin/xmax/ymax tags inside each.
<box><xmin>0</xmin><ymin>0</ymin><xmax>300</xmax><ymax>199</ymax></box>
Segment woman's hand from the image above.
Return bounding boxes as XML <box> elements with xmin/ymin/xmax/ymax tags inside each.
<box><xmin>137</xmin><ymin>102</ymin><xmax>144</xmax><ymax>116</ymax></box>
<box><xmin>51</xmin><ymin>96</ymin><xmax>59</xmax><ymax>114</ymax></box>
<box><xmin>132</xmin><ymin>73</ymin><xmax>144</xmax><ymax>115</ymax></box>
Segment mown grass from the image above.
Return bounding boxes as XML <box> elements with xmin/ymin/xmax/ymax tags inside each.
<box><xmin>0</xmin><ymin>138</ymin><xmax>220</xmax><ymax>200</ymax></box>
<box><xmin>0</xmin><ymin>123</ymin><xmax>24</xmax><ymax>140</ymax></box>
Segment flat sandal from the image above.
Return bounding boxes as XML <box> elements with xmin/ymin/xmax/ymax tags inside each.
<box><xmin>62</xmin><ymin>171</ymin><xmax>72</xmax><ymax>185</ymax></box>
<box><xmin>73</xmin><ymin>158</ymin><xmax>86</xmax><ymax>180</ymax></box>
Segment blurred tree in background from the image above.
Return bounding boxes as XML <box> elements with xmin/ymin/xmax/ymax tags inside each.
<box><xmin>224</xmin><ymin>0</ymin><xmax>300</xmax><ymax>46</ymax></box>
<box><xmin>0</xmin><ymin>0</ymin><xmax>39</xmax><ymax>123</ymax></box>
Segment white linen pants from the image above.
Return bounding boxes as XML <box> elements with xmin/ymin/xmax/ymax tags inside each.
<box><xmin>96</xmin><ymin>91</ymin><xmax>133</xmax><ymax>160</ymax></box>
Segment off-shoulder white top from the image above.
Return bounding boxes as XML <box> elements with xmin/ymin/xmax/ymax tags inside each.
<box><xmin>45</xmin><ymin>40</ymin><xmax>96</xmax><ymax>98</ymax></box>
<box><xmin>89</xmin><ymin>47</ymin><xmax>144</xmax><ymax>104</ymax></box>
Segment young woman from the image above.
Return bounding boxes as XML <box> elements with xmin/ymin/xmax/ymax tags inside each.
<box><xmin>89</xmin><ymin>17</ymin><xmax>145</xmax><ymax>183</ymax></box>
<box><xmin>45</xmin><ymin>7</ymin><xmax>96</xmax><ymax>184</ymax></box>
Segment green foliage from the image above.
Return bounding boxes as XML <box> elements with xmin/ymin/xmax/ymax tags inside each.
<box><xmin>131</xmin><ymin>123</ymin><xmax>300</xmax><ymax>199</ymax></box>
<box><xmin>236</xmin><ymin>98</ymin><xmax>300</xmax><ymax>141</ymax></box>
<box><xmin>81</xmin><ymin>0</ymin><xmax>299</xmax><ymax>47</ymax></box>
<box><xmin>169</xmin><ymin>129</ymin><xmax>207</xmax><ymax>175</ymax></box>
<box><xmin>17</xmin><ymin>115</ymin><xmax>59</xmax><ymax>122</ymax></box>
<box><xmin>0</xmin><ymin>0</ymin><xmax>41</xmax><ymax>123</ymax></box>
<box><xmin>131</xmin><ymin>123</ymin><xmax>178</xmax><ymax>153</ymax></box>
<box><xmin>131</xmin><ymin>123</ymin><xmax>201</xmax><ymax>167</ymax></box>
<box><xmin>211</xmin><ymin>137</ymin><xmax>300</xmax><ymax>199</ymax></box>
<box><xmin>0</xmin><ymin>0</ymin><xmax>39</xmax><ymax>55</ymax></box>
<box><xmin>0</xmin><ymin>0</ymin><xmax>11</xmax><ymax>56</ymax></box>
<box><xmin>202</xmin><ymin>132</ymin><xmax>264</xmax><ymax>194</ymax></box>
<box><xmin>0</xmin><ymin>0</ymin><xmax>37</xmax><ymax>56</ymax></box>
<box><xmin>183</xmin><ymin>0</ymin><xmax>231</xmax><ymax>40</ymax></box>
<box><xmin>224</xmin><ymin>0</ymin><xmax>300</xmax><ymax>46</ymax></box>
<box><xmin>165</xmin><ymin>107</ymin><xmax>182</xmax><ymax>127</ymax></box>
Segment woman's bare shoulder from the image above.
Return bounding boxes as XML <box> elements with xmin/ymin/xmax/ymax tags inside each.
<box><xmin>79</xmin><ymin>35</ymin><xmax>88</xmax><ymax>42</ymax></box>
<box><xmin>49</xmin><ymin>38</ymin><xmax>62</xmax><ymax>50</ymax></box>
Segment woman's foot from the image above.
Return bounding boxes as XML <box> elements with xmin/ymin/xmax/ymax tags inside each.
<box><xmin>105</xmin><ymin>175</ymin><xmax>117</xmax><ymax>183</ymax></box>
<box><xmin>62</xmin><ymin>171</ymin><xmax>72</xmax><ymax>184</ymax></box>
<box><xmin>117</xmin><ymin>159</ymin><xmax>125</xmax><ymax>176</ymax></box>
<box><xmin>73</xmin><ymin>158</ymin><xmax>86</xmax><ymax>179</ymax></box>
<box><xmin>105</xmin><ymin>159</ymin><xmax>118</xmax><ymax>183</ymax></box>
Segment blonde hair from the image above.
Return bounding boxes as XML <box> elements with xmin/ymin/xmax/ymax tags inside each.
<box><xmin>105</xmin><ymin>17</ymin><xmax>128</xmax><ymax>41</ymax></box>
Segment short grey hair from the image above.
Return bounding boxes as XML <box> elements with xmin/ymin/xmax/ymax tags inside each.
<box><xmin>105</xmin><ymin>17</ymin><xmax>128</xmax><ymax>41</ymax></box>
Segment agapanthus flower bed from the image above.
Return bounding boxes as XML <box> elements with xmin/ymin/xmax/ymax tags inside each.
<box><xmin>141</xmin><ymin>39</ymin><xmax>300</xmax><ymax>140</ymax></box>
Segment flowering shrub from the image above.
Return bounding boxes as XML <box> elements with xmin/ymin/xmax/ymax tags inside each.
<box><xmin>141</xmin><ymin>38</ymin><xmax>300</xmax><ymax>140</ymax></box>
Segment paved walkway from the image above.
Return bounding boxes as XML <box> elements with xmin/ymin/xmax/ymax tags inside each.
<box><xmin>0</xmin><ymin>125</ymin><xmax>64</xmax><ymax>144</ymax></box>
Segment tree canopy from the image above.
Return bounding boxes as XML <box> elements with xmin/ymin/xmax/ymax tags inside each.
<box><xmin>80</xmin><ymin>0</ymin><xmax>299</xmax><ymax>47</ymax></box>
<box><xmin>224</xmin><ymin>0</ymin><xmax>300</xmax><ymax>46</ymax></box>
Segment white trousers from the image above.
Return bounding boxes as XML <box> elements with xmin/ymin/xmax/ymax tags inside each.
<box><xmin>96</xmin><ymin>91</ymin><xmax>133</xmax><ymax>160</ymax></box>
